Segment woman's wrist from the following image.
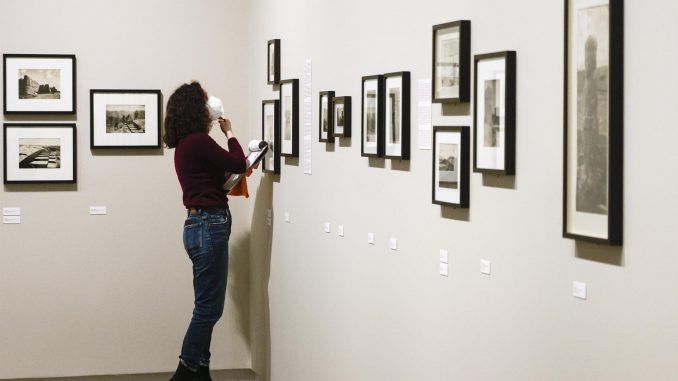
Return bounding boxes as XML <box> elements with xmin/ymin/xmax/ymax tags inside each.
<box><xmin>226</xmin><ymin>130</ymin><xmax>235</xmax><ymax>139</ymax></box>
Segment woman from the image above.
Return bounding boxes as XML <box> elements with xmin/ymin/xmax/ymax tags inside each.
<box><xmin>163</xmin><ymin>81</ymin><xmax>247</xmax><ymax>381</ymax></box>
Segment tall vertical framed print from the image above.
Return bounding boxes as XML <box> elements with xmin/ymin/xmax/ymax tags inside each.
<box><xmin>262</xmin><ymin>99</ymin><xmax>280</xmax><ymax>174</ymax></box>
<box><xmin>319</xmin><ymin>91</ymin><xmax>335</xmax><ymax>143</ymax></box>
<box><xmin>3</xmin><ymin>54</ymin><xmax>76</xmax><ymax>114</ymax></box>
<box><xmin>473</xmin><ymin>51</ymin><xmax>516</xmax><ymax>175</ymax></box>
<box><xmin>384</xmin><ymin>71</ymin><xmax>410</xmax><ymax>160</ymax></box>
<box><xmin>279</xmin><ymin>79</ymin><xmax>299</xmax><ymax>157</ymax></box>
<box><xmin>267</xmin><ymin>39</ymin><xmax>280</xmax><ymax>85</ymax></box>
<box><xmin>361</xmin><ymin>75</ymin><xmax>384</xmax><ymax>157</ymax></box>
<box><xmin>432</xmin><ymin>126</ymin><xmax>469</xmax><ymax>208</ymax></box>
<box><xmin>333</xmin><ymin>96</ymin><xmax>351</xmax><ymax>138</ymax></box>
<box><xmin>90</xmin><ymin>89</ymin><xmax>162</xmax><ymax>149</ymax></box>
<box><xmin>432</xmin><ymin>21</ymin><xmax>471</xmax><ymax>104</ymax></box>
<box><xmin>4</xmin><ymin>123</ymin><xmax>77</xmax><ymax>184</ymax></box>
<box><xmin>564</xmin><ymin>0</ymin><xmax>623</xmax><ymax>245</ymax></box>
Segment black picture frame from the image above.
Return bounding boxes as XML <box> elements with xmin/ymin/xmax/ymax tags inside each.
<box><xmin>279</xmin><ymin>78</ymin><xmax>299</xmax><ymax>157</ymax></box>
<box><xmin>261</xmin><ymin>99</ymin><xmax>280</xmax><ymax>174</ymax></box>
<box><xmin>319</xmin><ymin>91</ymin><xmax>335</xmax><ymax>143</ymax></box>
<box><xmin>267</xmin><ymin>39</ymin><xmax>281</xmax><ymax>85</ymax></box>
<box><xmin>563</xmin><ymin>0</ymin><xmax>623</xmax><ymax>245</ymax></box>
<box><xmin>432</xmin><ymin>126</ymin><xmax>469</xmax><ymax>208</ymax></box>
<box><xmin>3</xmin><ymin>54</ymin><xmax>77</xmax><ymax>115</ymax></box>
<box><xmin>361</xmin><ymin>74</ymin><xmax>385</xmax><ymax>157</ymax></box>
<box><xmin>89</xmin><ymin>89</ymin><xmax>162</xmax><ymax>149</ymax></box>
<box><xmin>3</xmin><ymin>123</ymin><xmax>77</xmax><ymax>184</ymax></box>
<box><xmin>432</xmin><ymin>20</ymin><xmax>471</xmax><ymax>104</ymax></box>
<box><xmin>333</xmin><ymin>96</ymin><xmax>351</xmax><ymax>138</ymax></box>
<box><xmin>383</xmin><ymin>71</ymin><xmax>411</xmax><ymax>160</ymax></box>
<box><xmin>473</xmin><ymin>51</ymin><xmax>516</xmax><ymax>175</ymax></box>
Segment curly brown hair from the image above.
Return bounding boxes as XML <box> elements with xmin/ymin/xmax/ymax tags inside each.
<box><xmin>163</xmin><ymin>81</ymin><xmax>210</xmax><ymax>148</ymax></box>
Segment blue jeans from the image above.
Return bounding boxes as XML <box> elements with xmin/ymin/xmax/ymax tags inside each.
<box><xmin>180</xmin><ymin>207</ymin><xmax>231</xmax><ymax>369</ymax></box>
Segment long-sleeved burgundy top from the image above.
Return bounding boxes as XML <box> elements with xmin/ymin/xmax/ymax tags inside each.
<box><xmin>174</xmin><ymin>132</ymin><xmax>247</xmax><ymax>208</ymax></box>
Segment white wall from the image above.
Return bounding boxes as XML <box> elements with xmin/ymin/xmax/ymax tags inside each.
<box><xmin>247</xmin><ymin>0</ymin><xmax>678</xmax><ymax>380</ymax></box>
<box><xmin>0</xmin><ymin>0</ymin><xmax>253</xmax><ymax>378</ymax></box>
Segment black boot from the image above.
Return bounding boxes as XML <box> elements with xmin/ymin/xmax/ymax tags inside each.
<box><xmin>198</xmin><ymin>365</ymin><xmax>212</xmax><ymax>381</ymax></box>
<box><xmin>170</xmin><ymin>361</ymin><xmax>199</xmax><ymax>381</ymax></box>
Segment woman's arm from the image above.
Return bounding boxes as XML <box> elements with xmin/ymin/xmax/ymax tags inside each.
<box><xmin>198</xmin><ymin>119</ymin><xmax>247</xmax><ymax>174</ymax></box>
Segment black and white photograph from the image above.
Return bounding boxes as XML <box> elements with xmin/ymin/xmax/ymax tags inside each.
<box><xmin>361</xmin><ymin>75</ymin><xmax>384</xmax><ymax>157</ymax></box>
<box><xmin>279</xmin><ymin>79</ymin><xmax>298</xmax><ymax>157</ymax></box>
<box><xmin>432</xmin><ymin>21</ymin><xmax>471</xmax><ymax>103</ymax></box>
<box><xmin>3</xmin><ymin>54</ymin><xmax>76</xmax><ymax>114</ymax></box>
<box><xmin>262</xmin><ymin>99</ymin><xmax>280</xmax><ymax>174</ymax></box>
<box><xmin>473</xmin><ymin>51</ymin><xmax>516</xmax><ymax>175</ymax></box>
<box><xmin>432</xmin><ymin>126</ymin><xmax>469</xmax><ymax>208</ymax></box>
<box><xmin>267</xmin><ymin>39</ymin><xmax>280</xmax><ymax>85</ymax></box>
<box><xmin>319</xmin><ymin>91</ymin><xmax>334</xmax><ymax>143</ymax></box>
<box><xmin>564</xmin><ymin>0</ymin><xmax>623</xmax><ymax>245</ymax></box>
<box><xmin>3</xmin><ymin>123</ymin><xmax>76</xmax><ymax>184</ymax></box>
<box><xmin>90</xmin><ymin>90</ymin><xmax>161</xmax><ymax>148</ymax></box>
<box><xmin>333</xmin><ymin>96</ymin><xmax>351</xmax><ymax>138</ymax></box>
<box><xmin>384</xmin><ymin>71</ymin><xmax>410</xmax><ymax>160</ymax></box>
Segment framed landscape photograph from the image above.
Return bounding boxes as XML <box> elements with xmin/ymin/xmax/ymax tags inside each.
<box><xmin>473</xmin><ymin>51</ymin><xmax>516</xmax><ymax>175</ymax></box>
<box><xmin>432</xmin><ymin>21</ymin><xmax>471</xmax><ymax>103</ymax></box>
<box><xmin>279</xmin><ymin>79</ymin><xmax>299</xmax><ymax>157</ymax></box>
<box><xmin>432</xmin><ymin>126</ymin><xmax>469</xmax><ymax>208</ymax></box>
<box><xmin>319</xmin><ymin>91</ymin><xmax>335</xmax><ymax>143</ymax></box>
<box><xmin>90</xmin><ymin>89</ymin><xmax>162</xmax><ymax>149</ymax></box>
<box><xmin>3</xmin><ymin>54</ymin><xmax>76</xmax><ymax>114</ymax></box>
<box><xmin>384</xmin><ymin>71</ymin><xmax>410</xmax><ymax>160</ymax></box>
<box><xmin>3</xmin><ymin>123</ymin><xmax>76</xmax><ymax>184</ymax></box>
<box><xmin>564</xmin><ymin>0</ymin><xmax>623</xmax><ymax>245</ymax></box>
<box><xmin>267</xmin><ymin>39</ymin><xmax>280</xmax><ymax>85</ymax></box>
<box><xmin>361</xmin><ymin>75</ymin><xmax>384</xmax><ymax>157</ymax></box>
<box><xmin>333</xmin><ymin>96</ymin><xmax>351</xmax><ymax>138</ymax></box>
<box><xmin>262</xmin><ymin>99</ymin><xmax>280</xmax><ymax>174</ymax></box>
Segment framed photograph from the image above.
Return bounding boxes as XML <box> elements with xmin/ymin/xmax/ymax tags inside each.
<box><xmin>319</xmin><ymin>91</ymin><xmax>335</xmax><ymax>143</ymax></box>
<box><xmin>432</xmin><ymin>126</ymin><xmax>469</xmax><ymax>208</ymax></box>
<box><xmin>384</xmin><ymin>71</ymin><xmax>410</xmax><ymax>160</ymax></box>
<box><xmin>473</xmin><ymin>51</ymin><xmax>516</xmax><ymax>175</ymax></box>
<box><xmin>3</xmin><ymin>54</ymin><xmax>76</xmax><ymax>114</ymax></box>
<box><xmin>361</xmin><ymin>75</ymin><xmax>384</xmax><ymax>157</ymax></box>
<box><xmin>432</xmin><ymin>21</ymin><xmax>471</xmax><ymax>103</ymax></box>
<box><xmin>90</xmin><ymin>89</ymin><xmax>162</xmax><ymax>149</ymax></box>
<box><xmin>333</xmin><ymin>96</ymin><xmax>351</xmax><ymax>138</ymax></box>
<box><xmin>262</xmin><ymin>99</ymin><xmax>280</xmax><ymax>174</ymax></box>
<box><xmin>3</xmin><ymin>123</ymin><xmax>77</xmax><ymax>184</ymax></box>
<box><xmin>279</xmin><ymin>79</ymin><xmax>299</xmax><ymax>157</ymax></box>
<box><xmin>267</xmin><ymin>39</ymin><xmax>280</xmax><ymax>85</ymax></box>
<box><xmin>564</xmin><ymin>0</ymin><xmax>623</xmax><ymax>245</ymax></box>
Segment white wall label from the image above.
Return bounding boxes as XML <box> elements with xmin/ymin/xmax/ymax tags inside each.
<box><xmin>89</xmin><ymin>206</ymin><xmax>108</xmax><ymax>215</ymax></box>
<box><xmin>3</xmin><ymin>216</ymin><xmax>21</xmax><ymax>224</ymax></box>
<box><xmin>439</xmin><ymin>262</ymin><xmax>449</xmax><ymax>277</ymax></box>
<box><xmin>337</xmin><ymin>225</ymin><xmax>344</xmax><ymax>237</ymax></box>
<box><xmin>267</xmin><ymin>208</ymin><xmax>272</xmax><ymax>218</ymax></box>
<box><xmin>324</xmin><ymin>222</ymin><xmax>331</xmax><ymax>233</ymax></box>
<box><xmin>284</xmin><ymin>212</ymin><xmax>290</xmax><ymax>223</ymax></box>
<box><xmin>389</xmin><ymin>238</ymin><xmax>398</xmax><ymax>251</ymax></box>
<box><xmin>480</xmin><ymin>259</ymin><xmax>491</xmax><ymax>275</ymax></box>
<box><xmin>367</xmin><ymin>232</ymin><xmax>375</xmax><ymax>245</ymax></box>
<box><xmin>439</xmin><ymin>249</ymin><xmax>449</xmax><ymax>264</ymax></box>
<box><xmin>573</xmin><ymin>281</ymin><xmax>587</xmax><ymax>300</ymax></box>
<box><xmin>3</xmin><ymin>207</ymin><xmax>21</xmax><ymax>216</ymax></box>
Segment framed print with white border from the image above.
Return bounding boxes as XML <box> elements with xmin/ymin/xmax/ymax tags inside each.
<box><xmin>267</xmin><ymin>39</ymin><xmax>280</xmax><ymax>85</ymax></box>
<box><xmin>333</xmin><ymin>96</ymin><xmax>351</xmax><ymax>138</ymax></box>
<box><xmin>361</xmin><ymin>74</ymin><xmax>384</xmax><ymax>157</ymax></box>
<box><xmin>279</xmin><ymin>79</ymin><xmax>299</xmax><ymax>157</ymax></box>
<box><xmin>262</xmin><ymin>99</ymin><xmax>280</xmax><ymax>174</ymax></box>
<box><xmin>384</xmin><ymin>71</ymin><xmax>410</xmax><ymax>160</ymax></box>
<box><xmin>319</xmin><ymin>91</ymin><xmax>335</xmax><ymax>143</ymax></box>
<box><xmin>432</xmin><ymin>21</ymin><xmax>471</xmax><ymax>104</ymax></box>
<box><xmin>432</xmin><ymin>126</ymin><xmax>469</xmax><ymax>208</ymax></box>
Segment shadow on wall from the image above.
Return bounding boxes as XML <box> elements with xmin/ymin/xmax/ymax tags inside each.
<box><xmin>575</xmin><ymin>241</ymin><xmax>624</xmax><ymax>266</ymax></box>
<box><xmin>229</xmin><ymin>230</ymin><xmax>252</xmax><ymax>347</ymax></box>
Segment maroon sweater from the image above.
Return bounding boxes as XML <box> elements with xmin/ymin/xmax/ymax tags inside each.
<box><xmin>174</xmin><ymin>132</ymin><xmax>247</xmax><ymax>207</ymax></box>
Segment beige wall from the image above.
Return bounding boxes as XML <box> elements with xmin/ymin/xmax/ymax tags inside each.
<box><xmin>247</xmin><ymin>0</ymin><xmax>678</xmax><ymax>380</ymax></box>
<box><xmin>0</xmin><ymin>0</ymin><xmax>252</xmax><ymax>378</ymax></box>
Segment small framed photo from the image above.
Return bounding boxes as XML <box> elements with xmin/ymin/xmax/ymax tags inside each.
<box><xmin>267</xmin><ymin>39</ymin><xmax>281</xmax><ymax>85</ymax></box>
<box><xmin>319</xmin><ymin>91</ymin><xmax>335</xmax><ymax>143</ymax></box>
<box><xmin>3</xmin><ymin>54</ymin><xmax>76</xmax><ymax>114</ymax></box>
<box><xmin>262</xmin><ymin>99</ymin><xmax>280</xmax><ymax>174</ymax></box>
<box><xmin>90</xmin><ymin>89</ymin><xmax>162</xmax><ymax>149</ymax></box>
<box><xmin>279</xmin><ymin>79</ymin><xmax>299</xmax><ymax>157</ymax></box>
<box><xmin>361</xmin><ymin>75</ymin><xmax>384</xmax><ymax>157</ymax></box>
<box><xmin>432</xmin><ymin>126</ymin><xmax>469</xmax><ymax>208</ymax></box>
<box><xmin>432</xmin><ymin>21</ymin><xmax>471</xmax><ymax>103</ymax></box>
<box><xmin>384</xmin><ymin>71</ymin><xmax>410</xmax><ymax>160</ymax></box>
<box><xmin>333</xmin><ymin>96</ymin><xmax>351</xmax><ymax>138</ymax></box>
<box><xmin>3</xmin><ymin>123</ymin><xmax>77</xmax><ymax>184</ymax></box>
<box><xmin>473</xmin><ymin>51</ymin><xmax>516</xmax><ymax>175</ymax></box>
<box><xmin>564</xmin><ymin>0</ymin><xmax>623</xmax><ymax>245</ymax></box>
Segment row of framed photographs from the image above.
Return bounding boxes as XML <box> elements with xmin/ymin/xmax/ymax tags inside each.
<box><xmin>319</xmin><ymin>92</ymin><xmax>352</xmax><ymax>143</ymax></box>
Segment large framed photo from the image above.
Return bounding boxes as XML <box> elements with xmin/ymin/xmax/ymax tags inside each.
<box><xmin>262</xmin><ymin>99</ymin><xmax>280</xmax><ymax>174</ymax></box>
<box><xmin>267</xmin><ymin>39</ymin><xmax>281</xmax><ymax>85</ymax></box>
<box><xmin>432</xmin><ymin>21</ymin><xmax>471</xmax><ymax>103</ymax></box>
<box><xmin>432</xmin><ymin>126</ymin><xmax>469</xmax><ymax>208</ymax></box>
<box><xmin>319</xmin><ymin>91</ymin><xmax>335</xmax><ymax>143</ymax></box>
<box><xmin>333</xmin><ymin>96</ymin><xmax>351</xmax><ymax>138</ymax></box>
<box><xmin>3</xmin><ymin>54</ymin><xmax>76</xmax><ymax>114</ymax></box>
<box><xmin>564</xmin><ymin>0</ymin><xmax>623</xmax><ymax>245</ymax></box>
<box><xmin>279</xmin><ymin>79</ymin><xmax>299</xmax><ymax>157</ymax></box>
<box><xmin>384</xmin><ymin>71</ymin><xmax>410</xmax><ymax>160</ymax></box>
<box><xmin>473</xmin><ymin>51</ymin><xmax>516</xmax><ymax>175</ymax></box>
<box><xmin>90</xmin><ymin>89</ymin><xmax>162</xmax><ymax>149</ymax></box>
<box><xmin>361</xmin><ymin>75</ymin><xmax>384</xmax><ymax>157</ymax></box>
<box><xmin>3</xmin><ymin>123</ymin><xmax>77</xmax><ymax>184</ymax></box>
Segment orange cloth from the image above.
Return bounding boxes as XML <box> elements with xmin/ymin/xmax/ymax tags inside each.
<box><xmin>228</xmin><ymin>168</ymin><xmax>253</xmax><ymax>198</ymax></box>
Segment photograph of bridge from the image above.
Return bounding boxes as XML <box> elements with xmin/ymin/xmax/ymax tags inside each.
<box><xmin>18</xmin><ymin>138</ymin><xmax>61</xmax><ymax>169</ymax></box>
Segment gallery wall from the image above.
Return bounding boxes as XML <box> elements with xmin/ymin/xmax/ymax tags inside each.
<box><xmin>246</xmin><ymin>0</ymin><xmax>678</xmax><ymax>380</ymax></box>
<box><xmin>0</xmin><ymin>0</ymin><xmax>254</xmax><ymax>378</ymax></box>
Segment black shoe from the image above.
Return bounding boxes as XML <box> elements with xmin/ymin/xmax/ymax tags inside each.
<box><xmin>170</xmin><ymin>361</ymin><xmax>199</xmax><ymax>381</ymax></box>
<box><xmin>198</xmin><ymin>365</ymin><xmax>212</xmax><ymax>381</ymax></box>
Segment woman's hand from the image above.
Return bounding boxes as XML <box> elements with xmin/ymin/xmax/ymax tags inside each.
<box><xmin>218</xmin><ymin>117</ymin><xmax>235</xmax><ymax>139</ymax></box>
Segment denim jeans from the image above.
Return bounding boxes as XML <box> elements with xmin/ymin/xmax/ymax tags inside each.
<box><xmin>180</xmin><ymin>207</ymin><xmax>231</xmax><ymax>369</ymax></box>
